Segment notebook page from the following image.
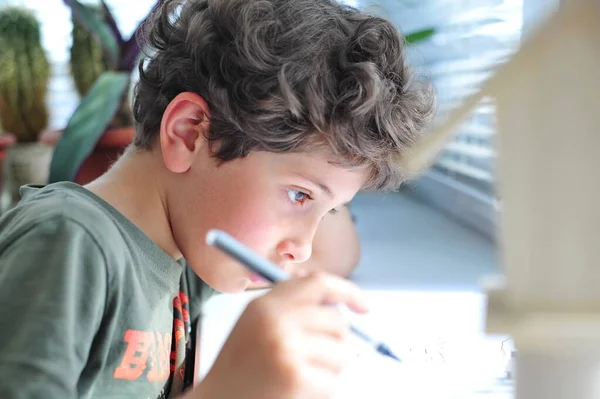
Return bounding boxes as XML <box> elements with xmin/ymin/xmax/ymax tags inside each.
<box><xmin>197</xmin><ymin>289</ymin><xmax>514</xmax><ymax>399</ymax></box>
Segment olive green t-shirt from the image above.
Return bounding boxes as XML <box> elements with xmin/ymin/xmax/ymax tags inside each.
<box><xmin>0</xmin><ymin>182</ymin><xmax>216</xmax><ymax>398</ymax></box>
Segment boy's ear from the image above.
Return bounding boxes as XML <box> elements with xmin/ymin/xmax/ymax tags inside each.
<box><xmin>159</xmin><ymin>92</ymin><xmax>211</xmax><ymax>174</ymax></box>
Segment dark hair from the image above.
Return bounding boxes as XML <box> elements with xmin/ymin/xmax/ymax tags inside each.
<box><xmin>133</xmin><ymin>0</ymin><xmax>435</xmax><ymax>191</ymax></box>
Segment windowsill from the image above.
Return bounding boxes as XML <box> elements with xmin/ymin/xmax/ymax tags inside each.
<box><xmin>349</xmin><ymin>190</ymin><xmax>498</xmax><ymax>292</ymax></box>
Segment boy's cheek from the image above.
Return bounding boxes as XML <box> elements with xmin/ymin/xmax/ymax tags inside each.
<box><xmin>230</xmin><ymin>219</ymin><xmax>278</xmax><ymax>258</ymax></box>
<box><xmin>205</xmin><ymin>191</ymin><xmax>293</xmax><ymax>261</ymax></box>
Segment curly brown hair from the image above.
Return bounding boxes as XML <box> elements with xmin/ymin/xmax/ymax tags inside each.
<box><xmin>133</xmin><ymin>0</ymin><xmax>435</xmax><ymax>191</ymax></box>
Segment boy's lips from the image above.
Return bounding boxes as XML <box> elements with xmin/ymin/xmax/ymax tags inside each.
<box><xmin>248</xmin><ymin>262</ymin><xmax>286</xmax><ymax>285</ymax></box>
<box><xmin>249</xmin><ymin>273</ymin><xmax>267</xmax><ymax>284</ymax></box>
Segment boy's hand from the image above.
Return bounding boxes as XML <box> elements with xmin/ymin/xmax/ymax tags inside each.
<box><xmin>193</xmin><ymin>272</ymin><xmax>368</xmax><ymax>399</ymax></box>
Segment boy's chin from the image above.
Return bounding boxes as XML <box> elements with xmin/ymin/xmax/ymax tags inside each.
<box><xmin>198</xmin><ymin>271</ymin><xmax>251</xmax><ymax>294</ymax></box>
<box><xmin>230</xmin><ymin>278</ymin><xmax>273</xmax><ymax>293</ymax></box>
<box><xmin>216</xmin><ymin>277</ymin><xmax>252</xmax><ymax>294</ymax></box>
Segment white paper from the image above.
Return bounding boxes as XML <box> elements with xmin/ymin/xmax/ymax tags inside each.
<box><xmin>197</xmin><ymin>289</ymin><xmax>514</xmax><ymax>399</ymax></box>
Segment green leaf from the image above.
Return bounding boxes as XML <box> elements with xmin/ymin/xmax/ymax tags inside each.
<box><xmin>63</xmin><ymin>0</ymin><xmax>119</xmax><ymax>68</ymax></box>
<box><xmin>48</xmin><ymin>72</ymin><xmax>129</xmax><ymax>183</ymax></box>
<box><xmin>405</xmin><ymin>28</ymin><xmax>436</xmax><ymax>45</ymax></box>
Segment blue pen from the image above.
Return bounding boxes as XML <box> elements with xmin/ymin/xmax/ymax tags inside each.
<box><xmin>205</xmin><ymin>229</ymin><xmax>401</xmax><ymax>362</ymax></box>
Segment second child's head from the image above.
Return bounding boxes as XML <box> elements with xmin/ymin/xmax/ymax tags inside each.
<box><xmin>132</xmin><ymin>0</ymin><xmax>435</xmax><ymax>292</ymax></box>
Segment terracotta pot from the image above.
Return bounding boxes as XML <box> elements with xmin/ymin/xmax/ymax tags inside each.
<box><xmin>42</xmin><ymin>127</ymin><xmax>135</xmax><ymax>185</ymax></box>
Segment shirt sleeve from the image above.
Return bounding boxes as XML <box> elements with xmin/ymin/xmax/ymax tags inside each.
<box><xmin>0</xmin><ymin>216</ymin><xmax>108</xmax><ymax>399</ymax></box>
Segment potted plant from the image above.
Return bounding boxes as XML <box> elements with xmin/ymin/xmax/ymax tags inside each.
<box><xmin>0</xmin><ymin>7</ymin><xmax>53</xmax><ymax>210</ymax></box>
<box><xmin>44</xmin><ymin>0</ymin><xmax>160</xmax><ymax>184</ymax></box>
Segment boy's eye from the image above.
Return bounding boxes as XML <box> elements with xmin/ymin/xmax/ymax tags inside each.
<box><xmin>287</xmin><ymin>189</ymin><xmax>311</xmax><ymax>204</ymax></box>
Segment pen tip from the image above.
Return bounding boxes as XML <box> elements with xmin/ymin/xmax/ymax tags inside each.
<box><xmin>377</xmin><ymin>343</ymin><xmax>401</xmax><ymax>362</ymax></box>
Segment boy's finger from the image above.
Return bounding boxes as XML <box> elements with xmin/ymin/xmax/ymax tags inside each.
<box><xmin>270</xmin><ymin>272</ymin><xmax>369</xmax><ymax>314</ymax></box>
<box><xmin>290</xmin><ymin>267</ymin><xmax>309</xmax><ymax>278</ymax></box>
<box><xmin>297</xmin><ymin>307</ymin><xmax>349</xmax><ymax>340</ymax></box>
<box><xmin>283</xmin><ymin>263</ymin><xmax>310</xmax><ymax>279</ymax></box>
<box><xmin>303</xmin><ymin>336</ymin><xmax>349</xmax><ymax>375</ymax></box>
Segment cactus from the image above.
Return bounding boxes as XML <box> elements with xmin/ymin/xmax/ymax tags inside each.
<box><xmin>0</xmin><ymin>7</ymin><xmax>50</xmax><ymax>143</ymax></box>
<box><xmin>69</xmin><ymin>6</ymin><xmax>110</xmax><ymax>97</ymax></box>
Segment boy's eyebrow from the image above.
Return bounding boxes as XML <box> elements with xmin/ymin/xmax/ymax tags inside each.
<box><xmin>310</xmin><ymin>179</ymin><xmax>333</xmax><ymax>198</ymax></box>
<box><xmin>298</xmin><ymin>175</ymin><xmax>333</xmax><ymax>198</ymax></box>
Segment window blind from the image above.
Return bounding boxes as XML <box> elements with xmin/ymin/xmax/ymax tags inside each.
<box><xmin>414</xmin><ymin>0</ymin><xmax>523</xmax><ymax>196</ymax></box>
<box><xmin>355</xmin><ymin>0</ymin><xmax>523</xmax><ymax>239</ymax></box>
<box><xmin>350</xmin><ymin>0</ymin><xmax>524</xmax><ymax>197</ymax></box>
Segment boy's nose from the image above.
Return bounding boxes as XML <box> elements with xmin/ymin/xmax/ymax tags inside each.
<box><xmin>276</xmin><ymin>238</ymin><xmax>313</xmax><ymax>264</ymax></box>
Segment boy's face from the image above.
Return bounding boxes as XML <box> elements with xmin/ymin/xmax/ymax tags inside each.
<box><xmin>168</xmin><ymin>147</ymin><xmax>368</xmax><ymax>293</ymax></box>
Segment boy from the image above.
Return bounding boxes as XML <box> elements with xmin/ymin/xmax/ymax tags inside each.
<box><xmin>0</xmin><ymin>0</ymin><xmax>434</xmax><ymax>398</ymax></box>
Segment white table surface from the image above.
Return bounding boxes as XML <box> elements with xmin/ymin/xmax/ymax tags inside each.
<box><xmin>196</xmin><ymin>288</ymin><xmax>514</xmax><ymax>399</ymax></box>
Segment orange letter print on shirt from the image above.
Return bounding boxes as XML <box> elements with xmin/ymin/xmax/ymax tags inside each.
<box><xmin>113</xmin><ymin>329</ymin><xmax>171</xmax><ymax>382</ymax></box>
